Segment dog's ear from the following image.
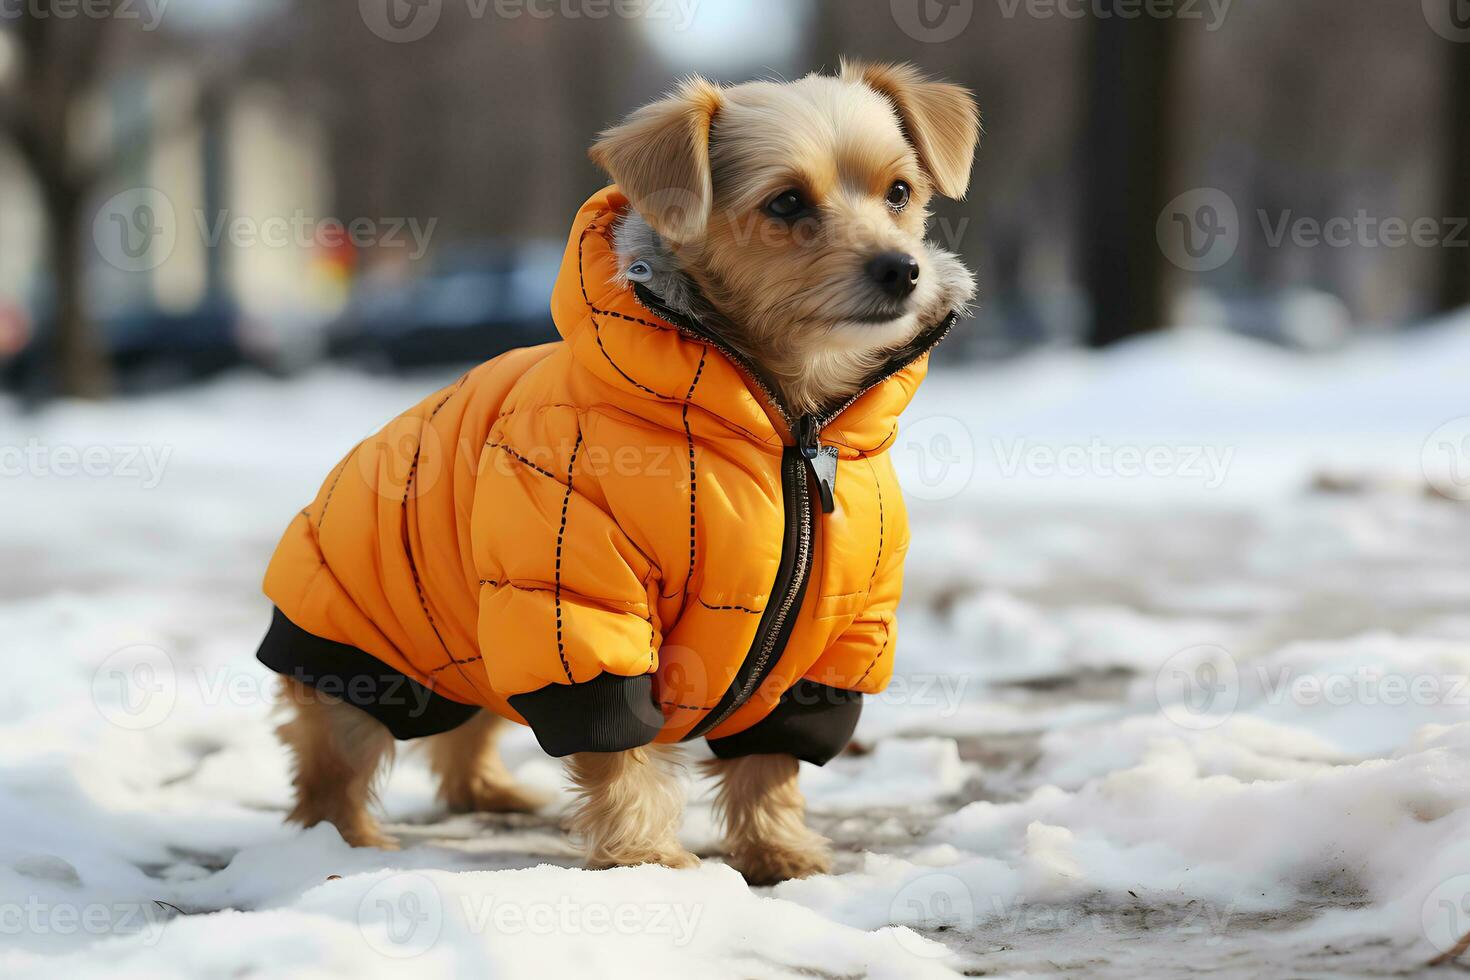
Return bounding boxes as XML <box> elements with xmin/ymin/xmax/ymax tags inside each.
<box><xmin>840</xmin><ymin>59</ymin><xmax>980</xmax><ymax>200</ymax></box>
<box><xmin>589</xmin><ymin>76</ymin><xmax>722</xmax><ymax>244</ymax></box>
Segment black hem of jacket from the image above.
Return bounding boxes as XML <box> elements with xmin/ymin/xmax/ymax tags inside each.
<box><xmin>256</xmin><ymin>607</ymin><xmax>480</xmax><ymax>740</ymax></box>
<box><xmin>257</xmin><ymin>608</ymin><xmax>858</xmax><ymax>760</ymax></box>
<box><xmin>706</xmin><ymin>679</ymin><xmax>863</xmax><ymax>766</ymax></box>
<box><xmin>509</xmin><ymin>673</ymin><xmax>664</xmax><ymax>757</ymax></box>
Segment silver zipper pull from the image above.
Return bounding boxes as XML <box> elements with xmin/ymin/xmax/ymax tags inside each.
<box><xmin>796</xmin><ymin>416</ymin><xmax>837</xmax><ymax>514</ymax></box>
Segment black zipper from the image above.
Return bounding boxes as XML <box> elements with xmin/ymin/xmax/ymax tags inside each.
<box><xmin>628</xmin><ymin>282</ymin><xmax>956</xmax><ymax>738</ymax></box>
<box><xmin>687</xmin><ymin>445</ymin><xmax>815</xmax><ymax>738</ymax></box>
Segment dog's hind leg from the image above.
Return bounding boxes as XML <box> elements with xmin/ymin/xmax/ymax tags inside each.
<box><xmin>706</xmin><ymin>753</ymin><xmax>831</xmax><ymax>885</ymax></box>
<box><xmin>565</xmin><ymin>744</ymin><xmax>698</xmax><ymax>870</ymax></box>
<box><xmin>274</xmin><ymin>677</ymin><xmax>398</xmax><ymax>849</ymax></box>
<box><xmin>424</xmin><ymin>710</ymin><xmax>546</xmax><ymax>814</ymax></box>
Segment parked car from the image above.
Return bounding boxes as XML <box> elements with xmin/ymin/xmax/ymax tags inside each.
<box><xmin>1174</xmin><ymin>288</ymin><xmax>1354</xmax><ymax>351</ymax></box>
<box><xmin>1</xmin><ymin>297</ymin><xmax>244</xmax><ymax>397</ymax></box>
<box><xmin>105</xmin><ymin>298</ymin><xmax>244</xmax><ymax>382</ymax></box>
<box><xmin>325</xmin><ymin>242</ymin><xmax>562</xmax><ymax>369</ymax></box>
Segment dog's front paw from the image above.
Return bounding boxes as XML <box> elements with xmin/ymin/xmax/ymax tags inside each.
<box><xmin>586</xmin><ymin>844</ymin><xmax>700</xmax><ymax>872</ymax></box>
<box><xmin>288</xmin><ymin>811</ymin><xmax>400</xmax><ymax>850</ymax></box>
<box><xmin>441</xmin><ymin>776</ymin><xmax>548</xmax><ymax>815</ymax></box>
<box><xmin>728</xmin><ymin>840</ymin><xmax>831</xmax><ymax>886</ymax></box>
<box><xmin>331</xmin><ymin>821</ymin><xmax>400</xmax><ymax>850</ymax></box>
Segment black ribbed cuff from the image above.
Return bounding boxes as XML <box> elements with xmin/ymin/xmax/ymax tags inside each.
<box><xmin>256</xmin><ymin>607</ymin><xmax>480</xmax><ymax>740</ymax></box>
<box><xmin>707</xmin><ymin>679</ymin><xmax>863</xmax><ymax>766</ymax></box>
<box><xmin>509</xmin><ymin>673</ymin><xmax>663</xmax><ymax>757</ymax></box>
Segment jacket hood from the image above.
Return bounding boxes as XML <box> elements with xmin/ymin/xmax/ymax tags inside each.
<box><xmin>550</xmin><ymin>186</ymin><xmax>953</xmax><ymax>457</ymax></box>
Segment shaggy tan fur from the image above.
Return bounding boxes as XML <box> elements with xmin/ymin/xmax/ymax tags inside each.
<box><xmin>274</xmin><ymin>678</ymin><xmax>542</xmax><ymax>848</ymax></box>
<box><xmin>706</xmin><ymin>754</ymin><xmax>831</xmax><ymax>886</ymax></box>
<box><xmin>565</xmin><ymin>745</ymin><xmax>698</xmax><ymax>870</ymax></box>
<box><xmin>275</xmin><ymin>678</ymin><xmax>398</xmax><ymax>848</ymax></box>
<box><xmin>592</xmin><ymin>60</ymin><xmax>979</xmax><ymax>415</ymax></box>
<box><xmin>425</xmin><ymin>709</ymin><xmax>547</xmax><ymax>815</ymax></box>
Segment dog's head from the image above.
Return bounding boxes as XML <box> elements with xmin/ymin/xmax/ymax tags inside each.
<box><xmin>590</xmin><ymin>61</ymin><xmax>980</xmax><ymax>415</ymax></box>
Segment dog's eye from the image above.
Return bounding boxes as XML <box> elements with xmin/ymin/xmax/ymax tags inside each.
<box><xmin>764</xmin><ymin>189</ymin><xmax>808</xmax><ymax>220</ymax></box>
<box><xmin>886</xmin><ymin>180</ymin><xmax>911</xmax><ymax>211</ymax></box>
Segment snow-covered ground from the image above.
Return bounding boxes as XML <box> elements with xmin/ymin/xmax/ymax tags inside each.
<box><xmin>3</xmin><ymin>318</ymin><xmax>1469</xmax><ymax>977</ymax></box>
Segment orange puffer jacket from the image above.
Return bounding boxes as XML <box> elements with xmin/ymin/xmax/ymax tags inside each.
<box><xmin>259</xmin><ymin>186</ymin><xmax>954</xmax><ymax>763</ymax></box>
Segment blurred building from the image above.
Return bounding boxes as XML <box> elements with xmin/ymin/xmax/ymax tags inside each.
<box><xmin>0</xmin><ymin>0</ymin><xmax>1467</xmax><ymax>394</ymax></box>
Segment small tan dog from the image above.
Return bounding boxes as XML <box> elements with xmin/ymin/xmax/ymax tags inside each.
<box><xmin>271</xmin><ymin>60</ymin><xmax>978</xmax><ymax>883</ymax></box>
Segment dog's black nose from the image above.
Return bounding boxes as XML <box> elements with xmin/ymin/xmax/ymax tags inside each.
<box><xmin>865</xmin><ymin>252</ymin><xmax>920</xmax><ymax>299</ymax></box>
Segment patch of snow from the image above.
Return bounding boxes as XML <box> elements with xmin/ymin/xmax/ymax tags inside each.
<box><xmin>5</xmin><ymin>317</ymin><xmax>1470</xmax><ymax>975</ymax></box>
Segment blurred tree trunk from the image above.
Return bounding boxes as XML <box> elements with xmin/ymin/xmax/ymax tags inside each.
<box><xmin>1439</xmin><ymin>23</ymin><xmax>1470</xmax><ymax>313</ymax></box>
<box><xmin>43</xmin><ymin>182</ymin><xmax>111</xmax><ymax>398</ymax></box>
<box><xmin>4</xmin><ymin>8</ymin><xmax>116</xmax><ymax>398</ymax></box>
<box><xmin>1079</xmin><ymin>15</ymin><xmax>1177</xmax><ymax>348</ymax></box>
